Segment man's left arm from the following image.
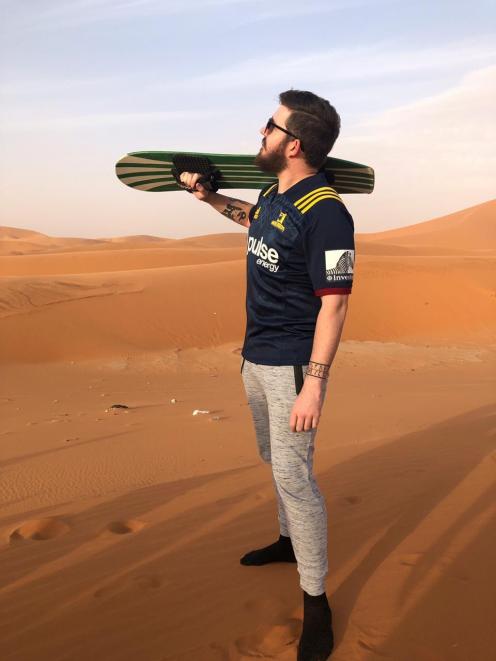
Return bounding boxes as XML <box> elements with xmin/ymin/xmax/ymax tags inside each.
<box><xmin>290</xmin><ymin>196</ymin><xmax>355</xmax><ymax>433</ymax></box>
<box><xmin>308</xmin><ymin>293</ymin><xmax>348</xmax><ymax>386</ymax></box>
<box><xmin>289</xmin><ymin>294</ymin><xmax>349</xmax><ymax>432</ymax></box>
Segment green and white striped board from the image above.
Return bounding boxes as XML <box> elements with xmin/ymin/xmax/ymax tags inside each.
<box><xmin>115</xmin><ymin>151</ymin><xmax>374</xmax><ymax>195</ymax></box>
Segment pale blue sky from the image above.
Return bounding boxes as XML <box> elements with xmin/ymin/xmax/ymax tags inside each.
<box><xmin>1</xmin><ymin>0</ymin><xmax>495</xmax><ymax>238</ymax></box>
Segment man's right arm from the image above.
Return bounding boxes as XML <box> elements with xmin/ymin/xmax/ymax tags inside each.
<box><xmin>203</xmin><ymin>192</ymin><xmax>254</xmax><ymax>229</ymax></box>
<box><xmin>178</xmin><ymin>171</ymin><xmax>254</xmax><ymax>229</ymax></box>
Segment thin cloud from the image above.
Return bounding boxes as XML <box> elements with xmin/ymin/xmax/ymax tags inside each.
<box><xmin>4</xmin><ymin>0</ymin><xmax>264</xmax><ymax>31</ymax></box>
<box><xmin>341</xmin><ymin>64</ymin><xmax>496</xmax><ymax>230</ymax></box>
<box><xmin>3</xmin><ymin>0</ymin><xmax>391</xmax><ymax>32</ymax></box>
<box><xmin>149</xmin><ymin>39</ymin><xmax>496</xmax><ymax>93</ymax></box>
<box><xmin>0</xmin><ymin>76</ymin><xmax>125</xmax><ymax>96</ymax></box>
<box><xmin>232</xmin><ymin>0</ymin><xmax>388</xmax><ymax>25</ymax></box>
<box><xmin>1</xmin><ymin>108</ymin><xmax>221</xmax><ymax>131</ymax></box>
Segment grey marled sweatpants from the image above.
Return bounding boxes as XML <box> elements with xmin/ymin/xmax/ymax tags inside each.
<box><xmin>241</xmin><ymin>356</ymin><xmax>329</xmax><ymax>596</ymax></box>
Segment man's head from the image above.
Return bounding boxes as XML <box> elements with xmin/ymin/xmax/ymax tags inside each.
<box><xmin>254</xmin><ymin>90</ymin><xmax>341</xmax><ymax>175</ymax></box>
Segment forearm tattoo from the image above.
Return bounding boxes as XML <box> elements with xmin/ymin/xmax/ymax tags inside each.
<box><xmin>306</xmin><ymin>360</ymin><xmax>330</xmax><ymax>380</ymax></box>
<box><xmin>221</xmin><ymin>199</ymin><xmax>248</xmax><ymax>225</ymax></box>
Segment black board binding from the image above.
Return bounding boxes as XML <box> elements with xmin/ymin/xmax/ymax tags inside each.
<box><xmin>171</xmin><ymin>154</ymin><xmax>221</xmax><ymax>193</ymax></box>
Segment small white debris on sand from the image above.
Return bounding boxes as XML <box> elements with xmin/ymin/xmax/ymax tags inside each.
<box><xmin>192</xmin><ymin>409</ymin><xmax>210</xmax><ymax>416</ymax></box>
<box><xmin>170</xmin><ymin>398</ymin><xmax>177</xmax><ymax>404</ymax></box>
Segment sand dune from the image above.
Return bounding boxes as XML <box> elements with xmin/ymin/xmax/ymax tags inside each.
<box><xmin>0</xmin><ymin>246</ymin><xmax>246</xmax><ymax>276</ymax></box>
<box><xmin>0</xmin><ymin>226</ymin><xmax>50</xmax><ymax>241</ymax></box>
<box><xmin>1</xmin><ymin>199</ymin><xmax>495</xmax><ymax>661</ymax></box>
<box><xmin>0</xmin><ymin>251</ymin><xmax>494</xmax><ymax>364</ymax></box>
<box><xmin>0</xmin><ymin>226</ymin><xmax>175</xmax><ymax>256</ymax></box>
<box><xmin>0</xmin><ymin>226</ymin><xmax>246</xmax><ymax>257</ymax></box>
<box><xmin>1</xmin><ymin>199</ymin><xmax>495</xmax><ymax>363</ymax></box>
<box><xmin>359</xmin><ymin>198</ymin><xmax>495</xmax><ymax>251</ymax></box>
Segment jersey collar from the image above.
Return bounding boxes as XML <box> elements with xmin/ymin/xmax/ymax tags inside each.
<box><xmin>273</xmin><ymin>170</ymin><xmax>329</xmax><ymax>203</ymax></box>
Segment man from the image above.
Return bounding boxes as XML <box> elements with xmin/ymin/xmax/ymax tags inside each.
<box><xmin>179</xmin><ymin>89</ymin><xmax>354</xmax><ymax>661</ymax></box>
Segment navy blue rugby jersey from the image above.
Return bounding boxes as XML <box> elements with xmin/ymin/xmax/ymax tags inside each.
<box><xmin>241</xmin><ymin>170</ymin><xmax>355</xmax><ymax>366</ymax></box>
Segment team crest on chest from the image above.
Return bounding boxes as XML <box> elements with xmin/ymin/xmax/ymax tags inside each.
<box><xmin>271</xmin><ymin>211</ymin><xmax>287</xmax><ymax>232</ymax></box>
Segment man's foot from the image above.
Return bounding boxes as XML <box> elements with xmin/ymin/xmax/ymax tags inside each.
<box><xmin>297</xmin><ymin>590</ymin><xmax>334</xmax><ymax>660</ymax></box>
<box><xmin>240</xmin><ymin>534</ymin><xmax>297</xmax><ymax>565</ymax></box>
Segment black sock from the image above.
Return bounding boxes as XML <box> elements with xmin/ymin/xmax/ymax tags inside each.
<box><xmin>240</xmin><ymin>534</ymin><xmax>297</xmax><ymax>566</ymax></box>
<box><xmin>297</xmin><ymin>590</ymin><xmax>334</xmax><ymax>661</ymax></box>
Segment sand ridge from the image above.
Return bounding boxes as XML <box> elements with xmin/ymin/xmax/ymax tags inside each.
<box><xmin>0</xmin><ymin>199</ymin><xmax>495</xmax><ymax>364</ymax></box>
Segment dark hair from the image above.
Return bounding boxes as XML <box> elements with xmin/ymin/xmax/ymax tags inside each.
<box><xmin>279</xmin><ymin>89</ymin><xmax>341</xmax><ymax>169</ymax></box>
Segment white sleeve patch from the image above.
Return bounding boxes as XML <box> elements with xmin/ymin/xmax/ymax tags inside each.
<box><xmin>325</xmin><ymin>249</ymin><xmax>354</xmax><ymax>281</ymax></box>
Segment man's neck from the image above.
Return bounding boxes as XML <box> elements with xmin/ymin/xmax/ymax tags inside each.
<box><xmin>277</xmin><ymin>167</ymin><xmax>318</xmax><ymax>194</ymax></box>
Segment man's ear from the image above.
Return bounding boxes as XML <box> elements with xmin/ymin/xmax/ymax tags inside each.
<box><xmin>288</xmin><ymin>138</ymin><xmax>300</xmax><ymax>156</ymax></box>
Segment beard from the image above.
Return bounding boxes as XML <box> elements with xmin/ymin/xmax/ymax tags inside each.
<box><xmin>254</xmin><ymin>138</ymin><xmax>289</xmax><ymax>174</ymax></box>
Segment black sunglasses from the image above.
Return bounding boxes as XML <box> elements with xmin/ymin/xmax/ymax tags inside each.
<box><xmin>265</xmin><ymin>117</ymin><xmax>304</xmax><ymax>152</ymax></box>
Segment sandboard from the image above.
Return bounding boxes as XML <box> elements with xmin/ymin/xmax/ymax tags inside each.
<box><xmin>115</xmin><ymin>151</ymin><xmax>374</xmax><ymax>195</ymax></box>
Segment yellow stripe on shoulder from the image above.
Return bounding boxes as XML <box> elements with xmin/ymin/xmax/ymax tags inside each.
<box><xmin>294</xmin><ymin>186</ymin><xmax>336</xmax><ymax>206</ymax></box>
<box><xmin>262</xmin><ymin>183</ymin><xmax>278</xmax><ymax>197</ymax></box>
<box><xmin>298</xmin><ymin>193</ymin><xmax>342</xmax><ymax>214</ymax></box>
<box><xmin>294</xmin><ymin>186</ymin><xmax>342</xmax><ymax>211</ymax></box>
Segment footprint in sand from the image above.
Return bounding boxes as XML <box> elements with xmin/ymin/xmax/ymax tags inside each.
<box><xmin>93</xmin><ymin>573</ymin><xmax>163</xmax><ymax>599</ymax></box>
<box><xmin>105</xmin><ymin>519</ymin><xmax>146</xmax><ymax>535</ymax></box>
<box><xmin>9</xmin><ymin>517</ymin><xmax>70</xmax><ymax>543</ymax></box>
<box><xmin>358</xmin><ymin>639</ymin><xmax>389</xmax><ymax>657</ymax></box>
<box><xmin>233</xmin><ymin>619</ymin><xmax>301</xmax><ymax>658</ymax></box>
<box><xmin>344</xmin><ymin>495</ymin><xmax>361</xmax><ymax>505</ymax></box>
<box><xmin>132</xmin><ymin>574</ymin><xmax>162</xmax><ymax>589</ymax></box>
<box><xmin>438</xmin><ymin>557</ymin><xmax>469</xmax><ymax>582</ymax></box>
<box><xmin>399</xmin><ymin>552</ymin><xmax>424</xmax><ymax>567</ymax></box>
